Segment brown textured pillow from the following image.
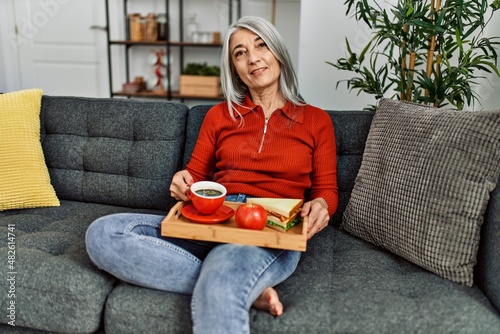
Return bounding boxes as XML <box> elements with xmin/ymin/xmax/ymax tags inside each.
<box><xmin>341</xmin><ymin>98</ymin><xmax>500</xmax><ymax>286</ymax></box>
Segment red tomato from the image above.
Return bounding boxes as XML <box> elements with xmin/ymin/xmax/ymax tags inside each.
<box><xmin>235</xmin><ymin>203</ymin><xmax>267</xmax><ymax>230</ymax></box>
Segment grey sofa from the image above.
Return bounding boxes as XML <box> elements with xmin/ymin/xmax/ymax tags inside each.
<box><xmin>0</xmin><ymin>95</ymin><xmax>499</xmax><ymax>333</ymax></box>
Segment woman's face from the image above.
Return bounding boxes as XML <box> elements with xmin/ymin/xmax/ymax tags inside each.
<box><xmin>229</xmin><ymin>28</ymin><xmax>281</xmax><ymax>93</ymax></box>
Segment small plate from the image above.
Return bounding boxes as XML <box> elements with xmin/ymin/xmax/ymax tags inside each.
<box><xmin>181</xmin><ymin>203</ymin><xmax>234</xmax><ymax>224</ymax></box>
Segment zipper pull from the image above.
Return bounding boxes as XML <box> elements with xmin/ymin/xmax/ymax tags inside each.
<box><xmin>258</xmin><ymin>117</ymin><xmax>269</xmax><ymax>153</ymax></box>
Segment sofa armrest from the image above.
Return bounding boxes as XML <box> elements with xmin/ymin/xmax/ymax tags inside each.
<box><xmin>476</xmin><ymin>178</ymin><xmax>500</xmax><ymax>313</ymax></box>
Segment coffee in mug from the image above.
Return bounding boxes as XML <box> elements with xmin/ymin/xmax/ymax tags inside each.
<box><xmin>188</xmin><ymin>181</ymin><xmax>226</xmax><ymax>214</ymax></box>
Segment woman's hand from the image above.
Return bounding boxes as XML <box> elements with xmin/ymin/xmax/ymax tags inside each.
<box><xmin>301</xmin><ymin>198</ymin><xmax>330</xmax><ymax>240</ymax></box>
<box><xmin>169</xmin><ymin>170</ymin><xmax>194</xmax><ymax>202</ymax></box>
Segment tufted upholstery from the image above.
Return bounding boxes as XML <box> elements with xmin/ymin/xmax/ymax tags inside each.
<box><xmin>0</xmin><ymin>202</ymin><xmax>165</xmax><ymax>333</ymax></box>
<box><xmin>0</xmin><ymin>96</ymin><xmax>187</xmax><ymax>333</ymax></box>
<box><xmin>40</xmin><ymin>96</ymin><xmax>189</xmax><ymax>211</ymax></box>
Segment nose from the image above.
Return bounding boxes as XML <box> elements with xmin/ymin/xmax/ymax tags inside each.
<box><xmin>247</xmin><ymin>48</ymin><xmax>260</xmax><ymax>64</ymax></box>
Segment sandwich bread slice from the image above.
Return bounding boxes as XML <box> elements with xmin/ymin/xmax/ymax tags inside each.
<box><xmin>246</xmin><ymin>198</ymin><xmax>303</xmax><ymax>232</ymax></box>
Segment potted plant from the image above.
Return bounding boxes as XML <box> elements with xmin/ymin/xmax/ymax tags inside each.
<box><xmin>179</xmin><ymin>62</ymin><xmax>222</xmax><ymax>97</ymax></box>
<box><xmin>328</xmin><ymin>0</ymin><xmax>500</xmax><ymax>111</ymax></box>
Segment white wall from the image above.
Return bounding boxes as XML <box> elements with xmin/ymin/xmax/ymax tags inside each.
<box><xmin>1</xmin><ymin>0</ymin><xmax>498</xmax><ymax>110</ymax></box>
<box><xmin>298</xmin><ymin>0</ymin><xmax>500</xmax><ymax>111</ymax></box>
<box><xmin>0</xmin><ymin>35</ymin><xmax>6</xmax><ymax>92</ymax></box>
<box><xmin>0</xmin><ymin>1</ymin><xmax>22</xmax><ymax>93</ymax></box>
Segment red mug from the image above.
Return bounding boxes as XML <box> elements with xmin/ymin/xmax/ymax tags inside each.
<box><xmin>188</xmin><ymin>181</ymin><xmax>227</xmax><ymax>215</ymax></box>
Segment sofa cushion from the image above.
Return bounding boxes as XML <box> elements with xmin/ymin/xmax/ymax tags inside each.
<box><xmin>260</xmin><ymin>229</ymin><xmax>500</xmax><ymax>333</ymax></box>
<box><xmin>0</xmin><ymin>201</ymin><xmax>166</xmax><ymax>333</ymax></box>
<box><xmin>40</xmin><ymin>96</ymin><xmax>189</xmax><ymax>211</ymax></box>
<box><xmin>342</xmin><ymin>98</ymin><xmax>500</xmax><ymax>286</ymax></box>
<box><xmin>101</xmin><ymin>227</ymin><xmax>500</xmax><ymax>333</ymax></box>
<box><xmin>0</xmin><ymin>89</ymin><xmax>59</xmax><ymax>211</ymax></box>
<box><xmin>105</xmin><ymin>283</ymin><xmax>192</xmax><ymax>334</ymax></box>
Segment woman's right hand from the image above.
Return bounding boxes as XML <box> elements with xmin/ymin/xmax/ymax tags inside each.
<box><xmin>169</xmin><ymin>170</ymin><xmax>194</xmax><ymax>202</ymax></box>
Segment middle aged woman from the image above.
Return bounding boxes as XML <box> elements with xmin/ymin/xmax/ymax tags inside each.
<box><xmin>169</xmin><ymin>15</ymin><xmax>338</xmax><ymax>332</ymax></box>
<box><xmin>86</xmin><ymin>15</ymin><xmax>337</xmax><ymax>334</ymax></box>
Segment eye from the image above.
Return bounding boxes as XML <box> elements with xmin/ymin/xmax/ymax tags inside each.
<box><xmin>258</xmin><ymin>42</ymin><xmax>268</xmax><ymax>49</ymax></box>
<box><xmin>233</xmin><ymin>49</ymin><xmax>245</xmax><ymax>59</ymax></box>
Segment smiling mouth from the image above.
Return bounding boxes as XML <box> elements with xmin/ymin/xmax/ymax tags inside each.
<box><xmin>251</xmin><ymin>67</ymin><xmax>267</xmax><ymax>75</ymax></box>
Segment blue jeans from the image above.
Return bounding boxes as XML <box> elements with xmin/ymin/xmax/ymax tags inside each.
<box><xmin>85</xmin><ymin>196</ymin><xmax>301</xmax><ymax>334</ymax></box>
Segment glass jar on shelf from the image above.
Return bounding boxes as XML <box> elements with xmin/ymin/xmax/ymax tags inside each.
<box><xmin>144</xmin><ymin>13</ymin><xmax>158</xmax><ymax>41</ymax></box>
<box><xmin>185</xmin><ymin>14</ymin><xmax>199</xmax><ymax>42</ymax></box>
<box><xmin>157</xmin><ymin>14</ymin><xmax>168</xmax><ymax>41</ymax></box>
<box><xmin>128</xmin><ymin>13</ymin><xmax>143</xmax><ymax>41</ymax></box>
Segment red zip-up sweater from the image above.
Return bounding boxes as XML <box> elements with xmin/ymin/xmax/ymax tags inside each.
<box><xmin>186</xmin><ymin>95</ymin><xmax>338</xmax><ymax>216</ymax></box>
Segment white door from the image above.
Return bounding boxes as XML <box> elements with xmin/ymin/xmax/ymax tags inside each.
<box><xmin>12</xmin><ymin>0</ymin><xmax>108</xmax><ymax>97</ymax></box>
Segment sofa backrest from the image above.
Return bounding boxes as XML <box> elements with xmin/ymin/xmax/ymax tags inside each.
<box><xmin>181</xmin><ymin>105</ymin><xmax>375</xmax><ymax>227</ymax></box>
<box><xmin>182</xmin><ymin>105</ymin><xmax>213</xmax><ymax>169</ymax></box>
<box><xmin>326</xmin><ymin>110</ymin><xmax>374</xmax><ymax>225</ymax></box>
<box><xmin>40</xmin><ymin>96</ymin><xmax>188</xmax><ymax>211</ymax></box>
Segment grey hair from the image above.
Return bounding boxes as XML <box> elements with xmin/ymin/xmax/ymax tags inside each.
<box><xmin>220</xmin><ymin>16</ymin><xmax>306</xmax><ymax>121</ymax></box>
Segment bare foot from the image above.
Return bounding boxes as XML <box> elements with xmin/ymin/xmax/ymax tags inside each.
<box><xmin>252</xmin><ymin>287</ymin><xmax>283</xmax><ymax>316</ymax></box>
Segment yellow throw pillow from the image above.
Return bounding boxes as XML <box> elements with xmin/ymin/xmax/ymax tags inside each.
<box><xmin>0</xmin><ymin>89</ymin><xmax>59</xmax><ymax>211</ymax></box>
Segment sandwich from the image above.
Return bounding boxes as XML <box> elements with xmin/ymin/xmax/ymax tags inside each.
<box><xmin>246</xmin><ymin>198</ymin><xmax>303</xmax><ymax>233</ymax></box>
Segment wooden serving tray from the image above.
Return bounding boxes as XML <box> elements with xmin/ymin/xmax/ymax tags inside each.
<box><xmin>160</xmin><ymin>201</ymin><xmax>307</xmax><ymax>251</ymax></box>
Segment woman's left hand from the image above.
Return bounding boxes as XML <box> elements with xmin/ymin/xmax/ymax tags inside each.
<box><xmin>301</xmin><ymin>198</ymin><xmax>330</xmax><ymax>240</ymax></box>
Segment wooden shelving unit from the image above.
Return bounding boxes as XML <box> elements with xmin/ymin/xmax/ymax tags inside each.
<box><xmin>104</xmin><ymin>0</ymin><xmax>240</xmax><ymax>100</ymax></box>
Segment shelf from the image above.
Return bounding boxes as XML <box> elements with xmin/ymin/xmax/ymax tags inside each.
<box><xmin>112</xmin><ymin>90</ymin><xmax>224</xmax><ymax>100</ymax></box>
<box><xmin>113</xmin><ymin>90</ymin><xmax>169</xmax><ymax>98</ymax></box>
<box><xmin>104</xmin><ymin>0</ymin><xmax>240</xmax><ymax>101</ymax></box>
<box><xmin>109</xmin><ymin>40</ymin><xmax>223</xmax><ymax>47</ymax></box>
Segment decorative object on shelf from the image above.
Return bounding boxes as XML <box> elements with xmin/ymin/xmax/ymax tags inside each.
<box><xmin>128</xmin><ymin>13</ymin><xmax>143</xmax><ymax>41</ymax></box>
<box><xmin>134</xmin><ymin>76</ymin><xmax>147</xmax><ymax>91</ymax></box>
<box><xmin>212</xmin><ymin>31</ymin><xmax>221</xmax><ymax>44</ymax></box>
<box><xmin>180</xmin><ymin>62</ymin><xmax>221</xmax><ymax>97</ymax></box>
<box><xmin>122</xmin><ymin>76</ymin><xmax>146</xmax><ymax>94</ymax></box>
<box><xmin>128</xmin><ymin>13</ymin><xmax>158</xmax><ymax>41</ymax></box>
<box><xmin>148</xmin><ymin>49</ymin><xmax>170</xmax><ymax>93</ymax></box>
<box><xmin>328</xmin><ymin>0</ymin><xmax>500</xmax><ymax>111</ymax></box>
<box><xmin>122</xmin><ymin>82</ymin><xmax>140</xmax><ymax>94</ymax></box>
<box><xmin>185</xmin><ymin>13</ymin><xmax>199</xmax><ymax>42</ymax></box>
<box><xmin>144</xmin><ymin>13</ymin><xmax>158</xmax><ymax>41</ymax></box>
<box><xmin>157</xmin><ymin>13</ymin><xmax>168</xmax><ymax>41</ymax></box>
<box><xmin>192</xmin><ymin>31</ymin><xmax>213</xmax><ymax>43</ymax></box>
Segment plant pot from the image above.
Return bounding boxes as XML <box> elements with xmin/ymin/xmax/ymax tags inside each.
<box><xmin>179</xmin><ymin>75</ymin><xmax>221</xmax><ymax>97</ymax></box>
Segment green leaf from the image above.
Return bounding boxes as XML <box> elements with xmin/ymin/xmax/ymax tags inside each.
<box><xmin>330</xmin><ymin>0</ymin><xmax>499</xmax><ymax>110</ymax></box>
<box><xmin>183</xmin><ymin>62</ymin><xmax>220</xmax><ymax>76</ymax></box>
